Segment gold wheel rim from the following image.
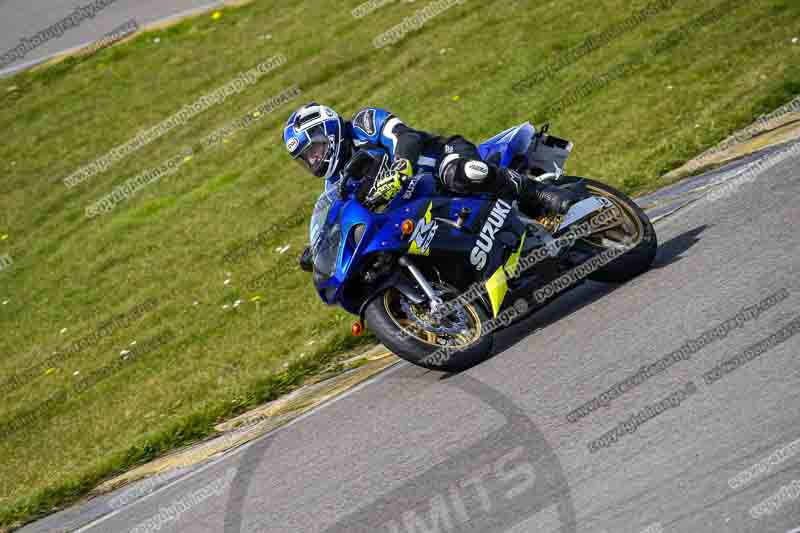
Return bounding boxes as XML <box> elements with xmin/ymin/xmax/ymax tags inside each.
<box><xmin>581</xmin><ymin>184</ymin><xmax>644</xmax><ymax>250</ymax></box>
<box><xmin>383</xmin><ymin>289</ymin><xmax>483</xmax><ymax>349</ymax></box>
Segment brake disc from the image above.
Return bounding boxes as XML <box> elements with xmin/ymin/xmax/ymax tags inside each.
<box><xmin>398</xmin><ymin>286</ymin><xmax>470</xmax><ymax>336</ymax></box>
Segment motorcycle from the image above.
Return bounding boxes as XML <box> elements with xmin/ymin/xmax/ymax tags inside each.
<box><xmin>307</xmin><ymin>121</ymin><xmax>657</xmax><ymax>372</ymax></box>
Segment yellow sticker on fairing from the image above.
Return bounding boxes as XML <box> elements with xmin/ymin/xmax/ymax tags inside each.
<box><xmin>408</xmin><ymin>202</ymin><xmax>438</xmax><ymax>256</ymax></box>
<box><xmin>485</xmin><ymin>234</ymin><xmax>526</xmax><ymax>317</ymax></box>
<box><xmin>485</xmin><ymin>267</ymin><xmax>508</xmax><ymax>317</ymax></box>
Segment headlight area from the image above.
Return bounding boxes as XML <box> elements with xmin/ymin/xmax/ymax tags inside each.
<box><xmin>340</xmin><ymin>223</ymin><xmax>367</xmax><ymax>273</ymax></box>
<box><xmin>315</xmin><ymin>223</ymin><xmax>368</xmax><ymax>306</ymax></box>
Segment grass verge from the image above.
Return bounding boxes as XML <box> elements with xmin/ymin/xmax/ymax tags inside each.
<box><xmin>0</xmin><ymin>0</ymin><xmax>798</xmax><ymax>528</ymax></box>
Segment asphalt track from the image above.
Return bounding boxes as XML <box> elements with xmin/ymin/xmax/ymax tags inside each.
<box><xmin>0</xmin><ymin>0</ymin><xmax>223</xmax><ymax>77</ymax></box>
<box><xmin>13</xmin><ymin>132</ymin><xmax>800</xmax><ymax>533</ymax></box>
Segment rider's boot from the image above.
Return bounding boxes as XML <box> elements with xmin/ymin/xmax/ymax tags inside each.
<box><xmin>495</xmin><ymin>168</ymin><xmax>580</xmax><ymax>218</ymax></box>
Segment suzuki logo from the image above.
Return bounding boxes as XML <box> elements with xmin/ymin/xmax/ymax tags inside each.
<box><xmin>470</xmin><ymin>199</ymin><xmax>512</xmax><ymax>271</ymax></box>
<box><xmin>402</xmin><ymin>175</ymin><xmax>421</xmax><ymax>199</ymax></box>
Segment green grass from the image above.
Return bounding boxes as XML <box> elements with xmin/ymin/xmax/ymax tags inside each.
<box><xmin>0</xmin><ymin>0</ymin><xmax>798</xmax><ymax>527</ymax></box>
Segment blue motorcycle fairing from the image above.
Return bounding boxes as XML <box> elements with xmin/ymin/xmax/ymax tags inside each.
<box><xmin>478</xmin><ymin>122</ymin><xmax>535</xmax><ymax>168</ymax></box>
<box><xmin>312</xmin><ymin>123</ymin><xmax>537</xmax><ymax>314</ymax></box>
<box><xmin>312</xmin><ymin>197</ymin><xmax>371</xmax><ymax>308</ymax></box>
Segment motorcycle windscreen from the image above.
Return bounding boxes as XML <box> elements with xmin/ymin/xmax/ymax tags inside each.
<box><xmin>310</xmin><ymin>185</ymin><xmax>343</xmax><ymax>286</ymax></box>
<box><xmin>312</xmin><ymin>220</ymin><xmax>342</xmax><ymax>286</ymax></box>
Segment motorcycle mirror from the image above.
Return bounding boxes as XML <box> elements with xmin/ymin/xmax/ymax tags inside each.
<box><xmin>540</xmin><ymin>121</ymin><xmax>550</xmax><ymax>134</ymax></box>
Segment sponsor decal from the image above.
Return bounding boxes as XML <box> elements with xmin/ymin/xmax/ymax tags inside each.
<box><xmin>286</xmin><ymin>137</ymin><xmax>299</xmax><ymax>152</ymax></box>
<box><xmin>470</xmin><ymin>199</ymin><xmax>512</xmax><ymax>270</ymax></box>
<box><xmin>409</xmin><ymin>202</ymin><xmax>438</xmax><ymax>256</ymax></box>
<box><xmin>376</xmin><ymin>153</ymin><xmax>391</xmax><ymax>179</ymax></box>
<box><xmin>353</xmin><ymin>108</ymin><xmax>377</xmax><ymax>136</ymax></box>
<box><xmin>403</xmin><ymin>175</ymin><xmax>421</xmax><ymax>199</ymax></box>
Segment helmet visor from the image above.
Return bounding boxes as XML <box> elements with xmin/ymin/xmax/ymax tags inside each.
<box><xmin>294</xmin><ymin>135</ymin><xmax>332</xmax><ymax>178</ymax></box>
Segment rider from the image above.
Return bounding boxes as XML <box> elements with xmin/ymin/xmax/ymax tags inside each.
<box><xmin>283</xmin><ymin>103</ymin><xmax>580</xmax><ymax>269</ymax></box>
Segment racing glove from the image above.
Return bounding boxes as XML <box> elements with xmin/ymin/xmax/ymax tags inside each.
<box><xmin>358</xmin><ymin>158</ymin><xmax>414</xmax><ymax>209</ymax></box>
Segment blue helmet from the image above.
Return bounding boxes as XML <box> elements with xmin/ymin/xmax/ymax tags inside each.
<box><xmin>283</xmin><ymin>103</ymin><xmax>350</xmax><ymax>180</ymax></box>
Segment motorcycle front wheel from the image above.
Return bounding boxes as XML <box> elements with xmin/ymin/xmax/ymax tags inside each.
<box><xmin>364</xmin><ymin>287</ymin><xmax>493</xmax><ymax>372</ymax></box>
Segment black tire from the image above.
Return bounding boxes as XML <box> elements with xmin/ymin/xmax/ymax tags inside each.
<box><xmin>364</xmin><ymin>289</ymin><xmax>493</xmax><ymax>372</ymax></box>
<box><xmin>558</xmin><ymin>176</ymin><xmax>657</xmax><ymax>283</ymax></box>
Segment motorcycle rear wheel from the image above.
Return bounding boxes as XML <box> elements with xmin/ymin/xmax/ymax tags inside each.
<box><xmin>557</xmin><ymin>176</ymin><xmax>657</xmax><ymax>283</ymax></box>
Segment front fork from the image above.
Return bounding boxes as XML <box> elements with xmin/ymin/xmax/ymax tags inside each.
<box><xmin>354</xmin><ymin>256</ymin><xmax>440</xmax><ymax>335</ymax></box>
<box><xmin>397</xmin><ymin>256</ymin><xmax>443</xmax><ymax>311</ymax></box>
